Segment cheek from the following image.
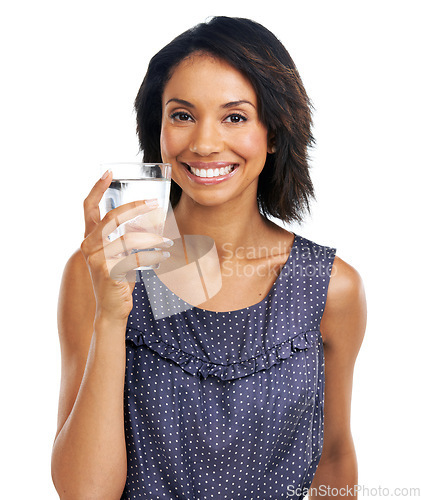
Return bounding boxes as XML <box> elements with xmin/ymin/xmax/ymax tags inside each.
<box><xmin>234</xmin><ymin>128</ymin><xmax>268</xmax><ymax>162</ymax></box>
<box><xmin>159</xmin><ymin>128</ymin><xmax>171</xmax><ymax>162</ymax></box>
<box><xmin>160</xmin><ymin>125</ymin><xmax>185</xmax><ymax>162</ymax></box>
<box><xmin>160</xmin><ymin>126</ymin><xmax>187</xmax><ymax>185</ymax></box>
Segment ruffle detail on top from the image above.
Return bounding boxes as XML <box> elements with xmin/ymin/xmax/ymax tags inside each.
<box><xmin>126</xmin><ymin>328</ymin><xmax>320</xmax><ymax>381</ymax></box>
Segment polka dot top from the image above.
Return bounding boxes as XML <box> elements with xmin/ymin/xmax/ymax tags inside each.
<box><xmin>122</xmin><ymin>233</ymin><xmax>336</xmax><ymax>499</ymax></box>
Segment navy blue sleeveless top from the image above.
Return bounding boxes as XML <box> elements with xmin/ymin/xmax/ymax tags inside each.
<box><xmin>122</xmin><ymin>233</ymin><xmax>336</xmax><ymax>499</ymax></box>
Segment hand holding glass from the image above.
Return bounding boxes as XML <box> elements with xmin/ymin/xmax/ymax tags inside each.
<box><xmin>99</xmin><ymin>163</ymin><xmax>172</xmax><ymax>273</ymax></box>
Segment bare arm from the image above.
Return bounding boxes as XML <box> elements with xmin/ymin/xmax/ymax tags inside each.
<box><xmin>51</xmin><ymin>249</ymin><xmax>128</xmax><ymax>500</ymax></box>
<box><xmin>51</xmin><ymin>173</ymin><xmax>172</xmax><ymax>499</ymax></box>
<box><xmin>309</xmin><ymin>256</ymin><xmax>367</xmax><ymax>499</ymax></box>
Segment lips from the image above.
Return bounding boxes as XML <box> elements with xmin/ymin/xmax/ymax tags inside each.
<box><xmin>182</xmin><ymin>161</ymin><xmax>240</xmax><ymax>185</ymax></box>
<box><xmin>189</xmin><ymin>164</ymin><xmax>236</xmax><ymax>178</ymax></box>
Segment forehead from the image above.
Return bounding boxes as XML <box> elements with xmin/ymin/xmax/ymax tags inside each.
<box><xmin>162</xmin><ymin>53</ymin><xmax>257</xmax><ymax>104</ymax></box>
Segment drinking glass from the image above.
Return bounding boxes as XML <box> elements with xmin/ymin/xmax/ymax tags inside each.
<box><xmin>99</xmin><ymin>162</ymin><xmax>172</xmax><ymax>271</ymax></box>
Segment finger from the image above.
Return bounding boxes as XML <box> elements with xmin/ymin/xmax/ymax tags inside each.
<box><xmin>104</xmin><ymin>232</ymin><xmax>173</xmax><ymax>260</ymax></box>
<box><xmin>109</xmin><ymin>249</ymin><xmax>171</xmax><ymax>282</ymax></box>
<box><xmin>83</xmin><ymin>200</ymin><xmax>161</xmax><ymax>257</ymax></box>
<box><xmin>123</xmin><ymin>207</ymin><xmax>166</xmax><ymax>234</ymax></box>
<box><xmin>83</xmin><ymin>170</ymin><xmax>113</xmax><ymax>237</ymax></box>
<box><xmin>100</xmin><ymin>201</ymin><xmax>160</xmax><ymax>242</ymax></box>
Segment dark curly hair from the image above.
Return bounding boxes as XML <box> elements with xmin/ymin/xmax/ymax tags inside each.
<box><xmin>134</xmin><ymin>16</ymin><xmax>315</xmax><ymax>224</ymax></box>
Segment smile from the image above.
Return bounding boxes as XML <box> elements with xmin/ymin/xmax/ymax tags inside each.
<box><xmin>182</xmin><ymin>162</ymin><xmax>240</xmax><ymax>185</ymax></box>
<box><xmin>189</xmin><ymin>164</ymin><xmax>235</xmax><ymax>178</ymax></box>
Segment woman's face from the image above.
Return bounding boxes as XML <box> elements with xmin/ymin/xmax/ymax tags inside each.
<box><xmin>160</xmin><ymin>53</ymin><xmax>271</xmax><ymax>208</ymax></box>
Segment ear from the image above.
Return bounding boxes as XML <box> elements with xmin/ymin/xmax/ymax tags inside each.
<box><xmin>267</xmin><ymin>132</ymin><xmax>276</xmax><ymax>154</ymax></box>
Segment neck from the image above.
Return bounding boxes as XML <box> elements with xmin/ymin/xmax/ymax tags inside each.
<box><xmin>171</xmin><ymin>193</ymin><xmax>275</xmax><ymax>261</ymax></box>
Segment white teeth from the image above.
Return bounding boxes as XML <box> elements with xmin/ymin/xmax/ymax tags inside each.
<box><xmin>189</xmin><ymin>165</ymin><xmax>235</xmax><ymax>178</ymax></box>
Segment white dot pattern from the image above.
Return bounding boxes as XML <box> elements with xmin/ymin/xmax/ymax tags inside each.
<box><xmin>121</xmin><ymin>234</ymin><xmax>336</xmax><ymax>499</ymax></box>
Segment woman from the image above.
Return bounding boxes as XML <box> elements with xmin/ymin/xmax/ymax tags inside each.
<box><xmin>51</xmin><ymin>17</ymin><xmax>366</xmax><ymax>499</ymax></box>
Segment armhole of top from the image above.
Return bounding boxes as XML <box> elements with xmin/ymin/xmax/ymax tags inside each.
<box><xmin>317</xmin><ymin>246</ymin><xmax>337</xmax><ymax>328</ymax></box>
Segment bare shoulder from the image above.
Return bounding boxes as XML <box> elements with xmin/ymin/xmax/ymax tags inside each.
<box><xmin>327</xmin><ymin>255</ymin><xmax>365</xmax><ymax>306</ymax></box>
<box><xmin>320</xmin><ymin>255</ymin><xmax>367</xmax><ymax>355</ymax></box>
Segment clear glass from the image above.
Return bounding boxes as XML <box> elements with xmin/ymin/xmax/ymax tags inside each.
<box><xmin>99</xmin><ymin>162</ymin><xmax>172</xmax><ymax>270</ymax></box>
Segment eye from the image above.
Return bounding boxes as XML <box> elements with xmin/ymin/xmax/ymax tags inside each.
<box><xmin>224</xmin><ymin>113</ymin><xmax>247</xmax><ymax>124</ymax></box>
<box><xmin>170</xmin><ymin>111</ymin><xmax>193</xmax><ymax>122</ymax></box>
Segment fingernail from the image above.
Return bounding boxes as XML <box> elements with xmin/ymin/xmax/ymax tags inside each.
<box><xmin>101</xmin><ymin>169</ymin><xmax>111</xmax><ymax>180</ymax></box>
<box><xmin>162</xmin><ymin>237</ymin><xmax>174</xmax><ymax>246</ymax></box>
<box><xmin>162</xmin><ymin>251</ymin><xmax>171</xmax><ymax>258</ymax></box>
<box><xmin>145</xmin><ymin>198</ymin><xmax>159</xmax><ymax>206</ymax></box>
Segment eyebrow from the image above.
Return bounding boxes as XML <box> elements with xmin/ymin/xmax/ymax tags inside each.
<box><xmin>222</xmin><ymin>100</ymin><xmax>255</xmax><ymax>109</ymax></box>
<box><xmin>165</xmin><ymin>98</ymin><xmax>255</xmax><ymax>109</ymax></box>
<box><xmin>165</xmin><ymin>98</ymin><xmax>195</xmax><ymax>108</ymax></box>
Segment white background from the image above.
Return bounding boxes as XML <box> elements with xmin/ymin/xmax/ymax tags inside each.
<box><xmin>1</xmin><ymin>1</ymin><xmax>420</xmax><ymax>498</ymax></box>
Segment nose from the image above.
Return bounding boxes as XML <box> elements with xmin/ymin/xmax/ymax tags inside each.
<box><xmin>189</xmin><ymin>121</ymin><xmax>224</xmax><ymax>156</ymax></box>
